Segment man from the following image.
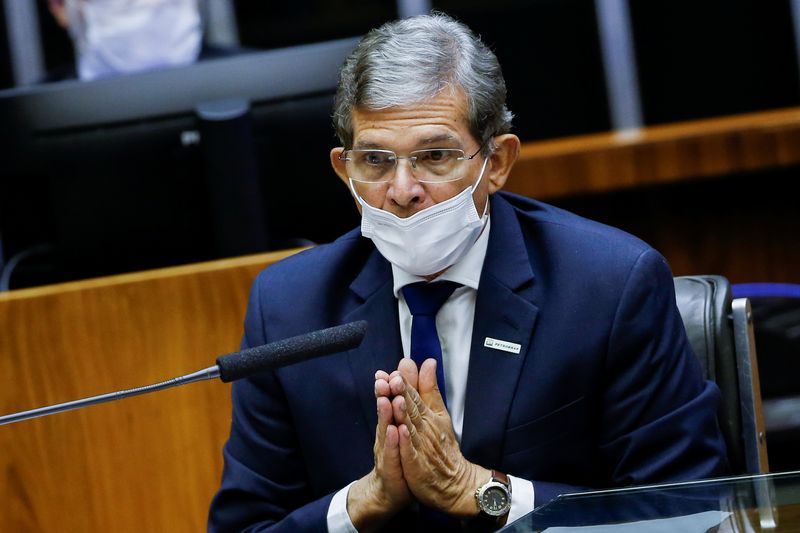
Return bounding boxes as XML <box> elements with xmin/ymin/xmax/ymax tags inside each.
<box><xmin>208</xmin><ymin>13</ymin><xmax>727</xmax><ymax>532</ymax></box>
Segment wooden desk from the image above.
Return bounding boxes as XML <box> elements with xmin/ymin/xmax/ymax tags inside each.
<box><xmin>0</xmin><ymin>248</ymin><xmax>303</xmax><ymax>532</ymax></box>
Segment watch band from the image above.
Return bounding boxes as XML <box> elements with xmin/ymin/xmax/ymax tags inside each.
<box><xmin>492</xmin><ymin>470</ymin><xmax>510</xmax><ymax>488</ymax></box>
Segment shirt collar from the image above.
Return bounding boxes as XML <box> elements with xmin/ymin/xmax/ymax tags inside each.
<box><xmin>391</xmin><ymin>216</ymin><xmax>491</xmax><ymax>298</ymax></box>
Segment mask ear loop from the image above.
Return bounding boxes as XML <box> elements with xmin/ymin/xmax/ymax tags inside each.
<box><xmin>472</xmin><ymin>155</ymin><xmax>491</xmax><ymax>218</ymax></box>
<box><xmin>348</xmin><ymin>178</ymin><xmax>368</xmax><ymax>207</ymax></box>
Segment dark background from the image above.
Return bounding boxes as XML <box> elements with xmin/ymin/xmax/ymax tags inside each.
<box><xmin>7</xmin><ymin>0</ymin><xmax>797</xmax><ymax>136</ymax></box>
<box><xmin>1</xmin><ymin>0</ymin><xmax>798</xmax><ymax>285</ymax></box>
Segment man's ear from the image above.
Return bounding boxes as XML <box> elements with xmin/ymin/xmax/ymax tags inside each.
<box><xmin>486</xmin><ymin>134</ymin><xmax>521</xmax><ymax>194</ymax></box>
<box><xmin>330</xmin><ymin>147</ymin><xmax>350</xmax><ymax>188</ymax></box>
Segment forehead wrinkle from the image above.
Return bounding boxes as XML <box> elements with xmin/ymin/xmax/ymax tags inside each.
<box><xmin>353</xmin><ymin>132</ymin><xmax>462</xmax><ymax>151</ymax></box>
<box><xmin>352</xmin><ymin>140</ymin><xmax>386</xmax><ymax>150</ymax></box>
<box><xmin>419</xmin><ymin>133</ymin><xmax>458</xmax><ymax>145</ymax></box>
<box><xmin>350</xmin><ymin>90</ymin><xmax>473</xmax><ymax>150</ymax></box>
<box><xmin>353</xmin><ymin>128</ymin><xmax>459</xmax><ymax>147</ymax></box>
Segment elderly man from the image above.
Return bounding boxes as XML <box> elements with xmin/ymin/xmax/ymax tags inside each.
<box><xmin>208</xmin><ymin>13</ymin><xmax>727</xmax><ymax>532</ymax></box>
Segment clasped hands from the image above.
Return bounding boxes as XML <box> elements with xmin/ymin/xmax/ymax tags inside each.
<box><xmin>348</xmin><ymin>358</ymin><xmax>490</xmax><ymax>531</ymax></box>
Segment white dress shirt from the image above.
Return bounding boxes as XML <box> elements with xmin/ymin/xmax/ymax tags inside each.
<box><xmin>327</xmin><ymin>217</ymin><xmax>535</xmax><ymax>531</ymax></box>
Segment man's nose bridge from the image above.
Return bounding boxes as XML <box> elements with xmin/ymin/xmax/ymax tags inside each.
<box><xmin>389</xmin><ymin>157</ymin><xmax>423</xmax><ymax>196</ymax></box>
<box><xmin>393</xmin><ymin>156</ymin><xmax>418</xmax><ymax>182</ymax></box>
<box><xmin>396</xmin><ymin>155</ymin><xmax>418</xmax><ymax>171</ymax></box>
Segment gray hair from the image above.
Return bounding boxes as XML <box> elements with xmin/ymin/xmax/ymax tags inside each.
<box><xmin>332</xmin><ymin>12</ymin><xmax>513</xmax><ymax>155</ymax></box>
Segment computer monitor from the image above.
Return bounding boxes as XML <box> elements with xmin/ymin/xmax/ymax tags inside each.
<box><xmin>0</xmin><ymin>37</ymin><xmax>361</xmax><ymax>289</ymax></box>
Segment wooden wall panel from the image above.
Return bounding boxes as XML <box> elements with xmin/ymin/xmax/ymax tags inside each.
<box><xmin>505</xmin><ymin>107</ymin><xmax>800</xmax><ymax>285</ymax></box>
<box><xmin>0</xmin><ymin>249</ymin><xmax>302</xmax><ymax>532</ymax></box>
<box><xmin>551</xmin><ymin>168</ymin><xmax>800</xmax><ymax>284</ymax></box>
<box><xmin>506</xmin><ymin>106</ymin><xmax>800</xmax><ymax>200</ymax></box>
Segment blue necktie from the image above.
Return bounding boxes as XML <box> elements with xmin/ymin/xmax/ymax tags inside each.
<box><xmin>402</xmin><ymin>281</ymin><xmax>462</xmax><ymax>531</ymax></box>
<box><xmin>402</xmin><ymin>280</ymin><xmax>460</xmax><ymax>408</ymax></box>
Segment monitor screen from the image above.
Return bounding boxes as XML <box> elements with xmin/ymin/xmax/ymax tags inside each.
<box><xmin>0</xmin><ymin>37</ymin><xmax>361</xmax><ymax>289</ymax></box>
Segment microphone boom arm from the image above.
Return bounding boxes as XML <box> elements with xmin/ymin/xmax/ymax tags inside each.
<box><xmin>0</xmin><ymin>366</ymin><xmax>220</xmax><ymax>426</ymax></box>
<box><xmin>0</xmin><ymin>320</ymin><xmax>366</xmax><ymax>426</ymax></box>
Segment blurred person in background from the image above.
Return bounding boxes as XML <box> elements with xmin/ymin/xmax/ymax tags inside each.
<box><xmin>46</xmin><ymin>0</ymin><xmax>202</xmax><ymax>81</ymax></box>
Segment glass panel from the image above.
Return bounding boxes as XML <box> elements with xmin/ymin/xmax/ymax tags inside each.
<box><xmin>502</xmin><ymin>471</ymin><xmax>800</xmax><ymax>532</ymax></box>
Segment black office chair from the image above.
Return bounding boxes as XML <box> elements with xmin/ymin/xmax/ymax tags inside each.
<box><xmin>733</xmin><ymin>283</ymin><xmax>800</xmax><ymax>473</ymax></box>
<box><xmin>673</xmin><ymin>275</ymin><xmax>769</xmax><ymax>475</ymax></box>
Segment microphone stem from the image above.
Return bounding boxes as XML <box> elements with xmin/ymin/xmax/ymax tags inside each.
<box><xmin>0</xmin><ymin>365</ymin><xmax>221</xmax><ymax>426</ymax></box>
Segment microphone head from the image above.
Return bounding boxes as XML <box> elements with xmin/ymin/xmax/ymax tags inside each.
<box><xmin>216</xmin><ymin>320</ymin><xmax>368</xmax><ymax>382</ymax></box>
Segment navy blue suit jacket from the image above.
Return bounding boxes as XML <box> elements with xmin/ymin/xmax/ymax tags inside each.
<box><xmin>208</xmin><ymin>192</ymin><xmax>727</xmax><ymax>532</ymax></box>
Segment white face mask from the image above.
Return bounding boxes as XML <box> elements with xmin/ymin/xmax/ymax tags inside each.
<box><xmin>351</xmin><ymin>156</ymin><xmax>490</xmax><ymax>276</ymax></box>
<box><xmin>65</xmin><ymin>0</ymin><xmax>202</xmax><ymax>81</ymax></box>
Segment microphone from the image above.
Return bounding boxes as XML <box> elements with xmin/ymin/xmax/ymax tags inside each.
<box><xmin>0</xmin><ymin>320</ymin><xmax>367</xmax><ymax>426</ymax></box>
<box><xmin>216</xmin><ymin>319</ymin><xmax>367</xmax><ymax>382</ymax></box>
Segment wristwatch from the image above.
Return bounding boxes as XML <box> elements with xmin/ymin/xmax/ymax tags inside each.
<box><xmin>474</xmin><ymin>470</ymin><xmax>512</xmax><ymax>523</ymax></box>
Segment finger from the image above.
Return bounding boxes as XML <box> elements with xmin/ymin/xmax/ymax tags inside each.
<box><xmin>386</xmin><ymin>424</ymin><xmax>399</xmax><ymax>449</ymax></box>
<box><xmin>402</xmin><ymin>382</ymin><xmax>428</xmax><ymax>432</ymax></box>
<box><xmin>397</xmin><ymin>358</ymin><xmax>419</xmax><ymax>390</ymax></box>
<box><xmin>389</xmin><ymin>373</ymin><xmax>406</xmax><ymax>397</ymax></box>
<box><xmin>383</xmin><ymin>425</ymin><xmax>403</xmax><ymax>478</ymax></box>
<box><xmin>375</xmin><ymin>370</ymin><xmax>390</xmax><ymax>381</ymax></box>
<box><xmin>375</xmin><ymin>377</ymin><xmax>391</xmax><ymax>398</ymax></box>
<box><xmin>392</xmin><ymin>394</ymin><xmax>406</xmax><ymax>425</ymax></box>
<box><xmin>376</xmin><ymin>396</ymin><xmax>393</xmax><ymax>447</ymax></box>
<box><xmin>418</xmin><ymin>358</ymin><xmax>446</xmax><ymax>412</ymax></box>
<box><xmin>398</xmin><ymin>423</ymin><xmax>419</xmax><ymax>466</ymax></box>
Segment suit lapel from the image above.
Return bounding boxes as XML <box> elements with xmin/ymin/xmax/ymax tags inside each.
<box><xmin>344</xmin><ymin>249</ymin><xmax>403</xmax><ymax>436</ymax></box>
<box><xmin>461</xmin><ymin>195</ymin><xmax>540</xmax><ymax>467</ymax></box>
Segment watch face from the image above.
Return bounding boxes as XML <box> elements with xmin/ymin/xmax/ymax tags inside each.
<box><xmin>481</xmin><ymin>485</ymin><xmax>510</xmax><ymax>515</ymax></box>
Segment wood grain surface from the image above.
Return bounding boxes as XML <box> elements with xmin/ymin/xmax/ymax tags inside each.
<box><xmin>506</xmin><ymin>106</ymin><xmax>800</xmax><ymax>200</ymax></box>
<box><xmin>0</xmin><ymin>248</ymin><xmax>303</xmax><ymax>532</ymax></box>
<box><xmin>505</xmin><ymin>107</ymin><xmax>800</xmax><ymax>285</ymax></box>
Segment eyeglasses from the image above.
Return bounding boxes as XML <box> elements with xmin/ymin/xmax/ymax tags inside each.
<box><xmin>339</xmin><ymin>145</ymin><xmax>484</xmax><ymax>184</ymax></box>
